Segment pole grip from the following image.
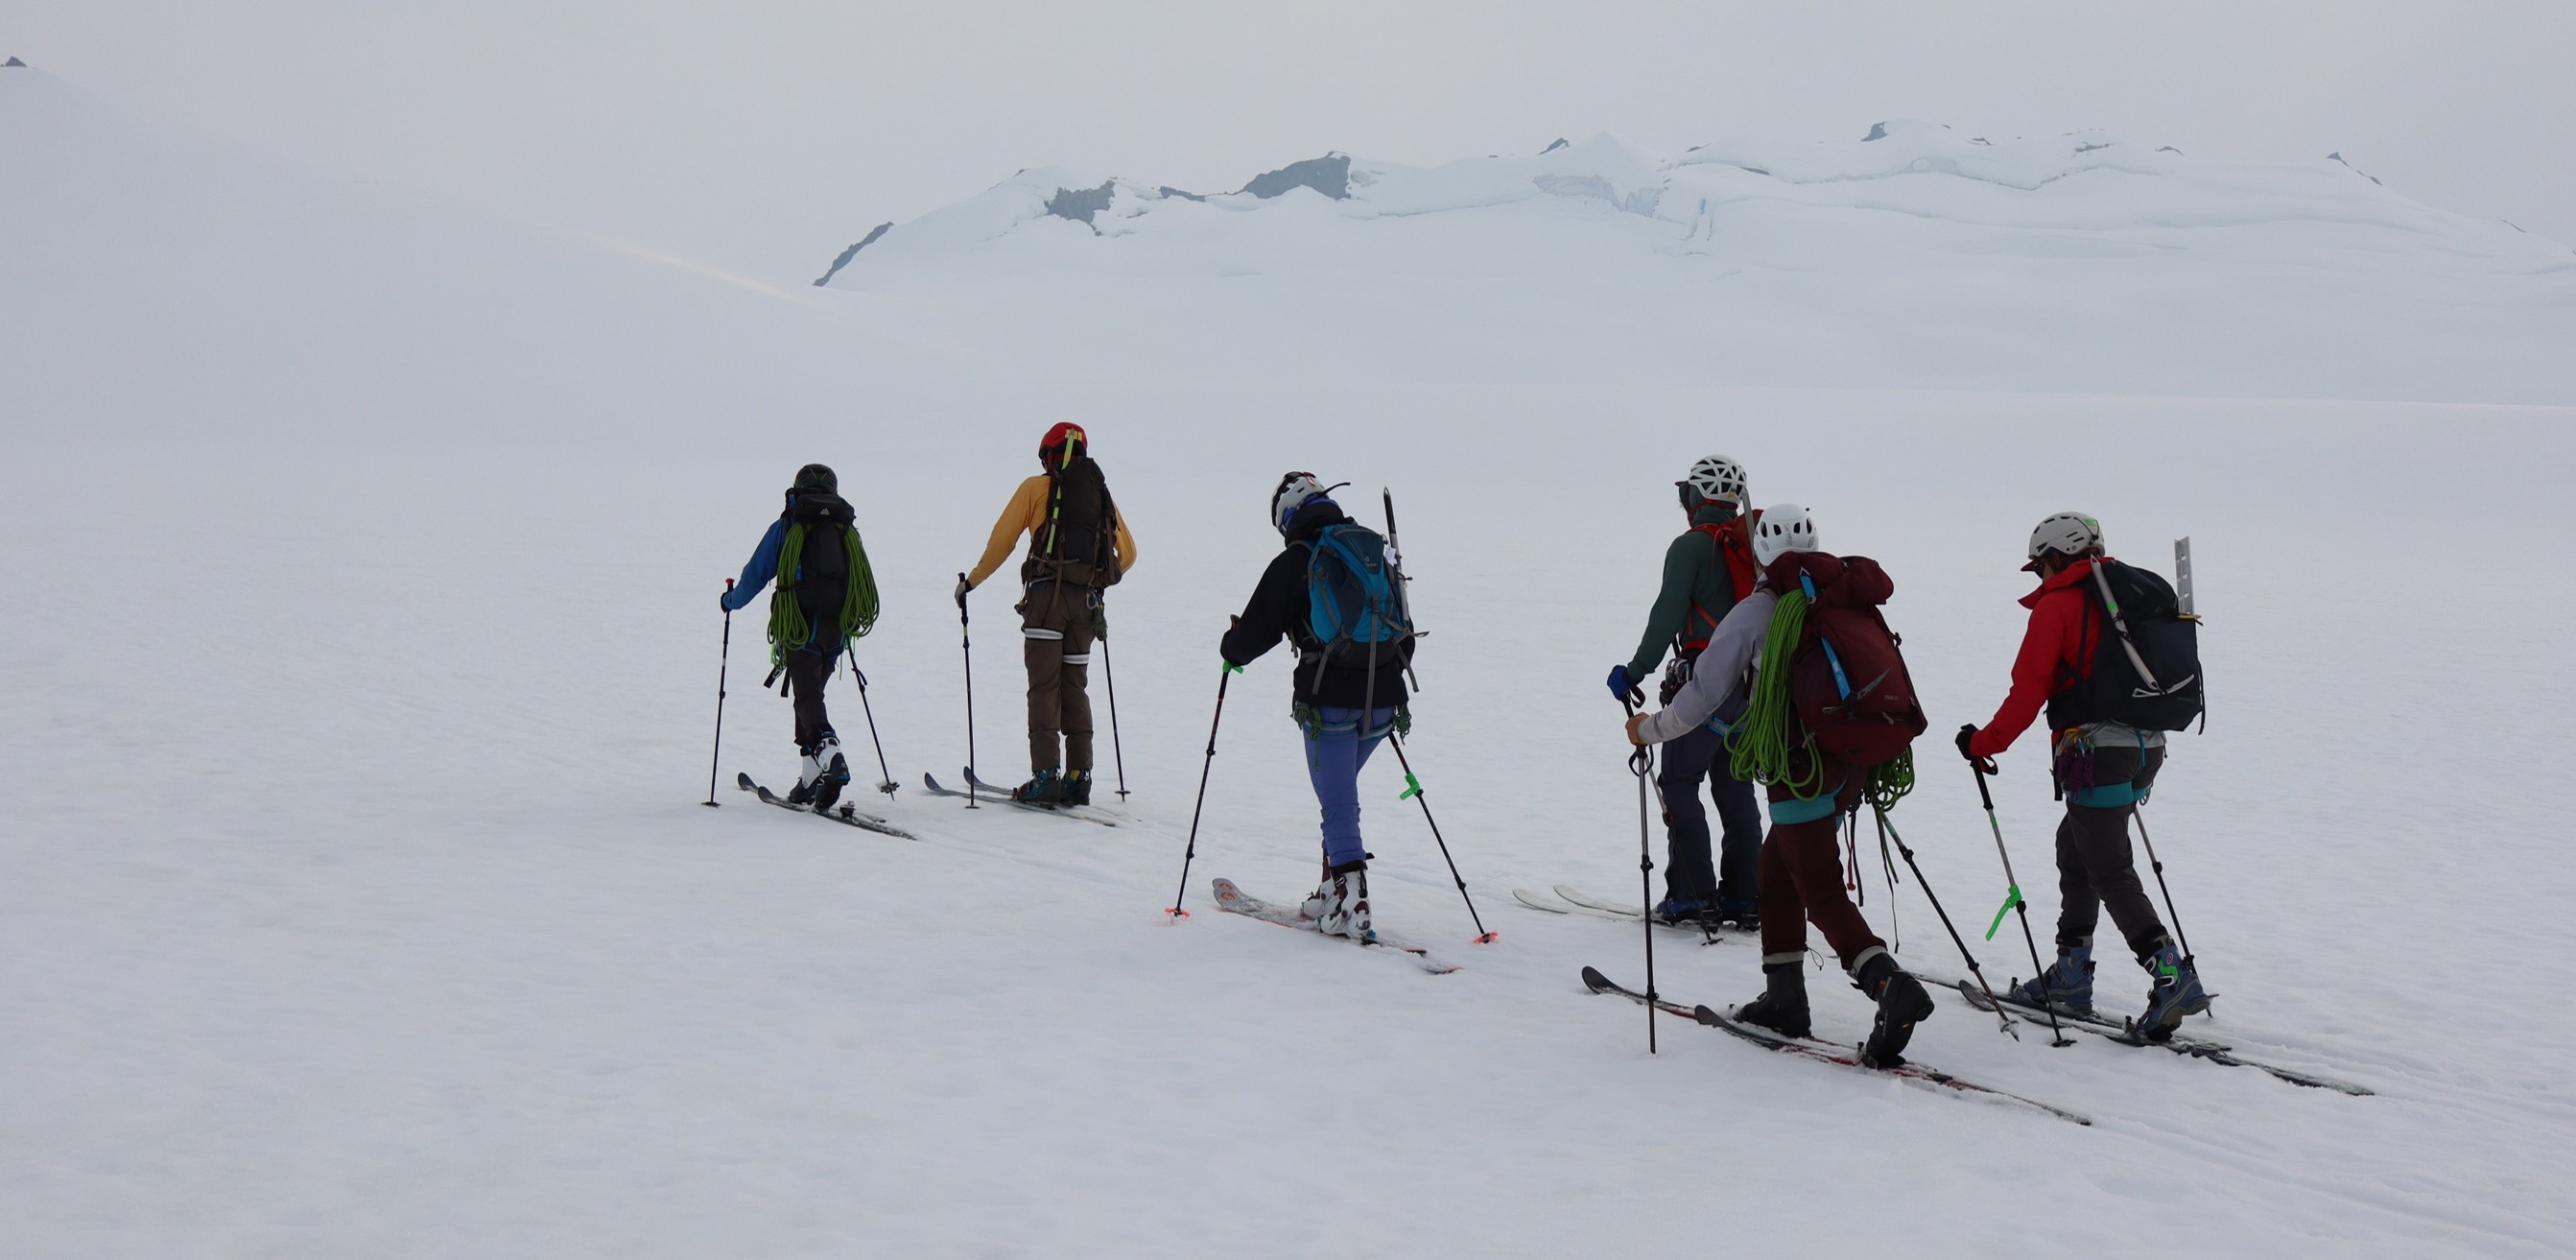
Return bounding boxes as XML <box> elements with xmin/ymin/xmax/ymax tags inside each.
<box><xmin>1973</xmin><ymin>763</ymin><xmax>1997</xmax><ymax>812</ymax></box>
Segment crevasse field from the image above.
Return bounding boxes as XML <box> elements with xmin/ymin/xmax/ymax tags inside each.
<box><xmin>8</xmin><ymin>66</ymin><xmax>2576</xmax><ymax>1257</ymax></box>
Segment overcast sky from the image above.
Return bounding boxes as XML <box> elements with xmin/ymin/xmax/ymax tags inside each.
<box><xmin>14</xmin><ymin>1</ymin><xmax>2575</xmax><ymax>281</ymax></box>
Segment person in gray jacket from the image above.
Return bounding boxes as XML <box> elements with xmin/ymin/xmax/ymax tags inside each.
<box><xmin>1624</xmin><ymin>504</ymin><xmax>1937</xmax><ymax>1068</ymax></box>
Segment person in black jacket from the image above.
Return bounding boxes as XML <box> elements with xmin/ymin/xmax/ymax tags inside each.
<box><xmin>1218</xmin><ymin>473</ymin><xmax>1413</xmax><ymax>941</ymax></box>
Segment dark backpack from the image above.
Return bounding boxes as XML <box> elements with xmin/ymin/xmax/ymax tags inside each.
<box><xmin>2048</xmin><ymin>559</ymin><xmax>2204</xmax><ymax>732</ymax></box>
<box><xmin>786</xmin><ymin>491</ymin><xmax>854</xmax><ymax>626</ymax></box>
<box><xmin>1025</xmin><ymin>455</ymin><xmax>1123</xmax><ymax>588</ymax></box>
<box><xmin>1784</xmin><ymin>557</ymin><xmax>1926</xmax><ymax>768</ymax></box>
<box><xmin>1297</xmin><ymin>523</ymin><xmax>1412</xmax><ymax>672</ymax></box>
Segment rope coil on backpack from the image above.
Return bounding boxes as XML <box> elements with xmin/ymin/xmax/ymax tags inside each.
<box><xmin>768</xmin><ymin>523</ymin><xmax>880</xmax><ymax>667</ymax></box>
<box><xmin>1728</xmin><ymin>588</ymin><xmax>1828</xmax><ymax>799</ymax></box>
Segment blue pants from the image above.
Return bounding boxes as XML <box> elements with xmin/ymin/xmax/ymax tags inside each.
<box><xmin>1658</xmin><ymin>723</ymin><xmax>1762</xmax><ymax>909</ymax></box>
<box><xmin>1303</xmin><ymin>705</ymin><xmax>1397</xmax><ymax>869</ymax></box>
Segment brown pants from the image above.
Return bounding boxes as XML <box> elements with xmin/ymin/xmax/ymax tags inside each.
<box><xmin>1758</xmin><ymin>775</ymin><xmax>1885</xmax><ymax>971</ymax></box>
<box><xmin>1020</xmin><ymin>582</ymin><xmax>1097</xmax><ymax>773</ymax></box>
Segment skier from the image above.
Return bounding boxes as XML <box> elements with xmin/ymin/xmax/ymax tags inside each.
<box><xmin>1219</xmin><ymin>473</ymin><xmax>1414</xmax><ymax>941</ymax></box>
<box><xmin>1956</xmin><ymin>511</ymin><xmax>2210</xmax><ymax>1037</ymax></box>
<box><xmin>955</xmin><ymin>423</ymin><xmax>1138</xmax><ymax>805</ymax></box>
<box><xmin>720</xmin><ymin>463</ymin><xmax>880</xmax><ymax>809</ymax></box>
<box><xmin>1604</xmin><ymin>454</ymin><xmax>1762</xmax><ymax>927</ymax></box>
<box><xmin>1623</xmin><ymin>504</ymin><xmax>1936</xmax><ymax>1067</ymax></box>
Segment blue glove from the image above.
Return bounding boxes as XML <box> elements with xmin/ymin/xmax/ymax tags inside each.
<box><xmin>1606</xmin><ymin>664</ymin><xmax>1644</xmax><ymax>706</ymax></box>
<box><xmin>720</xmin><ymin>582</ymin><xmax>747</xmax><ymax>612</ymax></box>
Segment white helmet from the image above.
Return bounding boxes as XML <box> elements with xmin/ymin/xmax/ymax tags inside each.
<box><xmin>1271</xmin><ymin>471</ymin><xmax>1332</xmax><ymax>535</ymax></box>
<box><xmin>1751</xmin><ymin>503</ymin><xmax>1817</xmax><ymax>567</ymax></box>
<box><xmin>1679</xmin><ymin>454</ymin><xmax>1748</xmax><ymax>509</ymax></box>
<box><xmin>2025</xmin><ymin>511</ymin><xmax>2103</xmax><ymax>570</ymax></box>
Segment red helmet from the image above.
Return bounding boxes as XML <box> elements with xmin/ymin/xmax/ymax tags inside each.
<box><xmin>1039</xmin><ymin>422</ymin><xmax>1088</xmax><ymax>467</ymax></box>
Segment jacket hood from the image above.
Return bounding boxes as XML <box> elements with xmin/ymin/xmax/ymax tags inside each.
<box><xmin>2019</xmin><ymin>556</ymin><xmax>2101</xmax><ymax>609</ymax></box>
<box><xmin>1284</xmin><ymin>497</ymin><xmax>1350</xmax><ymax>543</ymax></box>
<box><xmin>1691</xmin><ymin>502</ymin><xmax>1740</xmax><ymax>529</ymax></box>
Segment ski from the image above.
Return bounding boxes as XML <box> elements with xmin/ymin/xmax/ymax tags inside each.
<box><xmin>1211</xmin><ymin>879</ymin><xmax>1458</xmax><ymax>974</ymax></box>
<box><xmin>736</xmin><ymin>773</ymin><xmax>918</xmax><ymax>840</ymax></box>
<box><xmin>1548</xmin><ymin>885</ymin><xmax>1744</xmax><ymax>939</ymax></box>
<box><xmin>1938</xmin><ymin>975</ymin><xmax>2373</xmax><ymax>1096</ymax></box>
<box><xmin>1580</xmin><ymin>966</ymin><xmax>2092</xmax><ymax>1127</ymax></box>
<box><xmin>920</xmin><ymin>772</ymin><xmax>1121</xmax><ymax>827</ymax></box>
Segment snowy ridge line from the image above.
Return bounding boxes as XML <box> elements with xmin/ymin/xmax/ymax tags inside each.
<box><xmin>1579</xmin><ymin>966</ymin><xmax>2091</xmax><ymax>1126</ymax></box>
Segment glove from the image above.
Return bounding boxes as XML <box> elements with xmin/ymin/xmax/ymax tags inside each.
<box><xmin>1607</xmin><ymin>664</ymin><xmax>1644</xmax><ymax>707</ymax></box>
<box><xmin>718</xmin><ymin>579</ymin><xmax>739</xmax><ymax>612</ymax></box>
<box><xmin>1956</xmin><ymin>724</ymin><xmax>1998</xmax><ymax>774</ymax></box>
<box><xmin>954</xmin><ymin>575</ymin><xmax>974</xmax><ymax>607</ymax></box>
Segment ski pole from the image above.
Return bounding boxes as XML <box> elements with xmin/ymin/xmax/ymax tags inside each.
<box><xmin>705</xmin><ymin>579</ymin><xmax>734</xmax><ymax>806</ymax></box>
<box><xmin>957</xmin><ymin>573</ymin><xmax>978</xmax><ymax>809</ymax></box>
<box><xmin>1100</xmin><ymin>613</ymin><xmax>1129</xmax><ymax>800</ymax></box>
<box><xmin>1386</xmin><ymin>733</ymin><xmax>1496</xmax><ymax>943</ymax></box>
<box><xmin>1624</xmin><ymin>698</ymin><xmax>1658</xmax><ymax>1055</ymax></box>
<box><xmin>2131</xmin><ymin>805</ymin><xmax>2208</xmax><ymax>1010</ymax></box>
<box><xmin>845</xmin><ymin>644</ymin><xmax>897</xmax><ymax>794</ymax></box>
<box><xmin>1875</xmin><ymin>805</ymin><xmax>2018</xmax><ymax>1038</ymax></box>
<box><xmin>1972</xmin><ymin>763</ymin><xmax>2071</xmax><ymax>1048</ymax></box>
<box><xmin>1166</xmin><ymin>663</ymin><xmax>1238</xmax><ymax>918</ymax></box>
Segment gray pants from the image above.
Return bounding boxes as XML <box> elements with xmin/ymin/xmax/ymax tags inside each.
<box><xmin>2054</xmin><ymin>743</ymin><xmax>2170</xmax><ymax>958</ymax></box>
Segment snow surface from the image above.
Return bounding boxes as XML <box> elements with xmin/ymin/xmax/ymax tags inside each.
<box><xmin>7</xmin><ymin>67</ymin><xmax>2576</xmax><ymax>1257</ymax></box>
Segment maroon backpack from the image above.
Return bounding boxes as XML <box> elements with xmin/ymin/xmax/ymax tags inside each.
<box><xmin>1767</xmin><ymin>553</ymin><xmax>1926</xmax><ymax>768</ymax></box>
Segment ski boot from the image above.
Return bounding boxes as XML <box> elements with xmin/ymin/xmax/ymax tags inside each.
<box><xmin>1011</xmin><ymin>769</ymin><xmax>1065</xmax><ymax>804</ymax></box>
<box><xmin>2136</xmin><ymin>941</ymin><xmax>2211</xmax><ymax>1040</ymax></box>
<box><xmin>790</xmin><ymin>743</ymin><xmax>823</xmax><ymax>806</ymax></box>
<box><xmin>1707</xmin><ymin>900</ymin><xmax>1761</xmax><ymax>932</ymax></box>
<box><xmin>1733</xmin><ymin>961</ymin><xmax>1812</xmax><ymax>1038</ymax></box>
<box><xmin>809</xmin><ymin>733</ymin><xmax>851</xmax><ymax>811</ymax></box>
<box><xmin>2014</xmin><ymin>941</ymin><xmax>2095</xmax><ymax>1013</ymax></box>
<box><xmin>1062</xmin><ymin>770</ymin><xmax>1093</xmax><ymax>807</ymax></box>
<box><xmin>1651</xmin><ymin>895</ymin><xmax>1707</xmax><ymax>926</ymax></box>
<box><xmin>1316</xmin><ymin>860</ymin><xmax>1372</xmax><ymax>941</ymax></box>
<box><xmin>1855</xmin><ymin>950</ymin><xmax>1935</xmax><ymax>1068</ymax></box>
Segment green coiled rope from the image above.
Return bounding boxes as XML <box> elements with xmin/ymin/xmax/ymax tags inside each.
<box><xmin>1728</xmin><ymin>588</ymin><xmax>1829</xmax><ymax>799</ymax></box>
<box><xmin>768</xmin><ymin>522</ymin><xmax>879</xmax><ymax>667</ymax></box>
<box><xmin>1725</xmin><ymin>586</ymin><xmax>1920</xmax><ymax>814</ymax></box>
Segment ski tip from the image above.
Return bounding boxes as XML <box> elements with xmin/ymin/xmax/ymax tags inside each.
<box><xmin>1691</xmin><ymin>1004</ymin><xmax>1727</xmax><ymax>1028</ymax></box>
<box><xmin>1579</xmin><ymin>965</ymin><xmax>1613</xmax><ymax>992</ymax></box>
<box><xmin>735</xmin><ymin>772</ymin><xmax>755</xmax><ymax>789</ymax></box>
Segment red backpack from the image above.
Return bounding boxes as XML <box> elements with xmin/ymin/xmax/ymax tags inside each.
<box><xmin>1767</xmin><ymin>552</ymin><xmax>1926</xmax><ymax>768</ymax></box>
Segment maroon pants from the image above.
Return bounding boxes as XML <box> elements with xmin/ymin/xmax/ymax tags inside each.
<box><xmin>1758</xmin><ymin>813</ymin><xmax>1886</xmax><ymax>970</ymax></box>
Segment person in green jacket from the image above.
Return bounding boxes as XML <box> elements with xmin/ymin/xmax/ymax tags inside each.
<box><xmin>1603</xmin><ymin>455</ymin><xmax>1763</xmax><ymax>926</ymax></box>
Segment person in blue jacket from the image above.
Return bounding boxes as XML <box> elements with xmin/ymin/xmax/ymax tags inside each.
<box><xmin>721</xmin><ymin>464</ymin><xmax>877</xmax><ymax>808</ymax></box>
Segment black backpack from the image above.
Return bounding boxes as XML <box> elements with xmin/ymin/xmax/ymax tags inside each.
<box><xmin>2048</xmin><ymin>559</ymin><xmax>2205</xmax><ymax>732</ymax></box>
<box><xmin>787</xmin><ymin>491</ymin><xmax>855</xmax><ymax>625</ymax></box>
<box><xmin>1023</xmin><ymin>455</ymin><xmax>1122</xmax><ymax>588</ymax></box>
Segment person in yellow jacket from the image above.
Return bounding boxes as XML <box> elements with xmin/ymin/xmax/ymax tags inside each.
<box><xmin>953</xmin><ymin>422</ymin><xmax>1139</xmax><ymax>805</ymax></box>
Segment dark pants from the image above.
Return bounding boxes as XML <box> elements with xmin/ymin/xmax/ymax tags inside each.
<box><xmin>1021</xmin><ymin>582</ymin><xmax>1097</xmax><ymax>773</ymax></box>
<box><xmin>1657</xmin><ymin>724</ymin><xmax>1762</xmax><ymax>907</ymax></box>
<box><xmin>1757</xmin><ymin>810</ymin><xmax>1886</xmax><ymax>971</ymax></box>
<box><xmin>2054</xmin><ymin>744</ymin><xmax>2170</xmax><ymax>958</ymax></box>
<box><xmin>787</xmin><ymin>644</ymin><xmax>836</xmax><ymax>752</ymax></box>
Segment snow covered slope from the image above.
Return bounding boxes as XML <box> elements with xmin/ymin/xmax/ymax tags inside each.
<box><xmin>818</xmin><ymin>126</ymin><xmax>2576</xmax><ymax>403</ymax></box>
<box><xmin>7</xmin><ymin>65</ymin><xmax>2576</xmax><ymax>1258</ymax></box>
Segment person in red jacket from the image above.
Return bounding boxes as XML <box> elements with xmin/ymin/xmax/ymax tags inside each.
<box><xmin>1956</xmin><ymin>511</ymin><xmax>2210</xmax><ymax>1038</ymax></box>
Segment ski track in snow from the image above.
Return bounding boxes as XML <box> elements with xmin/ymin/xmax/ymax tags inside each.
<box><xmin>7</xmin><ymin>68</ymin><xmax>2576</xmax><ymax>1257</ymax></box>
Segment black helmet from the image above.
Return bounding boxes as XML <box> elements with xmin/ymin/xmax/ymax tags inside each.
<box><xmin>792</xmin><ymin>464</ymin><xmax>838</xmax><ymax>495</ymax></box>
